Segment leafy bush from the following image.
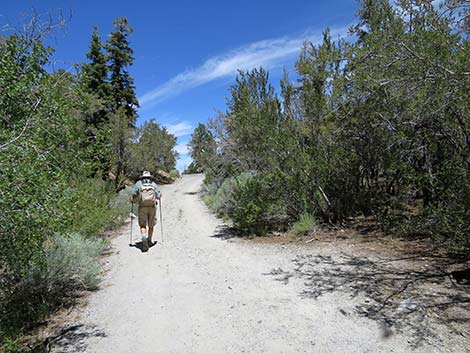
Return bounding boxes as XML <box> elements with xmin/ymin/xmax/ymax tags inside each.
<box><xmin>291</xmin><ymin>213</ymin><xmax>317</xmax><ymax>235</ymax></box>
<box><xmin>112</xmin><ymin>185</ymin><xmax>134</xmax><ymax>222</ymax></box>
<box><xmin>169</xmin><ymin>169</ymin><xmax>180</xmax><ymax>179</ymax></box>
<box><xmin>0</xmin><ymin>33</ymin><xmax>94</xmax><ymax>274</ymax></box>
<box><xmin>203</xmin><ymin>181</ymin><xmax>219</xmax><ymax>196</ymax></box>
<box><xmin>0</xmin><ymin>233</ymin><xmax>106</xmax><ymax>337</ymax></box>
<box><xmin>231</xmin><ymin>174</ymin><xmax>287</xmax><ymax>236</ymax></box>
<box><xmin>207</xmin><ymin>173</ymin><xmax>252</xmax><ymax>218</ymax></box>
<box><xmin>40</xmin><ymin>233</ymin><xmax>106</xmax><ymax>291</ymax></box>
<box><xmin>203</xmin><ymin>194</ymin><xmax>217</xmax><ymax>211</ymax></box>
<box><xmin>64</xmin><ymin>178</ymin><xmax>119</xmax><ymax>237</ymax></box>
<box><xmin>0</xmin><ymin>338</ymin><xmax>22</xmax><ymax>353</ymax></box>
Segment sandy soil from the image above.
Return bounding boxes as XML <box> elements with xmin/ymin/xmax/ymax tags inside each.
<box><xmin>48</xmin><ymin>174</ymin><xmax>469</xmax><ymax>353</ymax></box>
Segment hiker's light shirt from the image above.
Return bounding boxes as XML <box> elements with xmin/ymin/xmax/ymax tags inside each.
<box><xmin>132</xmin><ymin>178</ymin><xmax>161</xmax><ymax>206</ymax></box>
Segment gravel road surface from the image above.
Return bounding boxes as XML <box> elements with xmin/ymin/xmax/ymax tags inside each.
<box><xmin>50</xmin><ymin>174</ymin><xmax>468</xmax><ymax>353</ymax></box>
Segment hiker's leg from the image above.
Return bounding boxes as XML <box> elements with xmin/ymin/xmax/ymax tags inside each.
<box><xmin>138</xmin><ymin>206</ymin><xmax>149</xmax><ymax>242</ymax></box>
<box><xmin>137</xmin><ymin>207</ymin><xmax>150</xmax><ymax>251</ymax></box>
<box><xmin>147</xmin><ymin>206</ymin><xmax>157</xmax><ymax>243</ymax></box>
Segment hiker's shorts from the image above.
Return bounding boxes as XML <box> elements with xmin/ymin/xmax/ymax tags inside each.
<box><xmin>138</xmin><ymin>205</ymin><xmax>156</xmax><ymax>228</ymax></box>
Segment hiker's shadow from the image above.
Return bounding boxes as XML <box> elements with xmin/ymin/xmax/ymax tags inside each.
<box><xmin>129</xmin><ymin>241</ymin><xmax>158</xmax><ymax>252</ymax></box>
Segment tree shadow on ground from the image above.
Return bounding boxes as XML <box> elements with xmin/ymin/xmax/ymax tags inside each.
<box><xmin>30</xmin><ymin>324</ymin><xmax>106</xmax><ymax>353</ymax></box>
<box><xmin>266</xmin><ymin>253</ymin><xmax>470</xmax><ymax>348</ymax></box>
<box><xmin>211</xmin><ymin>225</ymin><xmax>239</xmax><ymax>240</ymax></box>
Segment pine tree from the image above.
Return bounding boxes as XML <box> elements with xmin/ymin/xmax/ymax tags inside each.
<box><xmin>80</xmin><ymin>26</ymin><xmax>113</xmax><ymax>177</ymax></box>
<box><xmin>83</xmin><ymin>26</ymin><xmax>109</xmax><ymax>100</ymax></box>
<box><xmin>188</xmin><ymin>123</ymin><xmax>216</xmax><ymax>174</ymax></box>
<box><xmin>226</xmin><ymin>68</ymin><xmax>281</xmax><ymax>173</ymax></box>
<box><xmin>106</xmin><ymin>17</ymin><xmax>139</xmax><ymax>127</ymax></box>
<box><xmin>81</xmin><ymin>25</ymin><xmax>110</xmax><ymax>129</ymax></box>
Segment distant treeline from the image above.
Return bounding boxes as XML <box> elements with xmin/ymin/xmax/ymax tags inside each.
<box><xmin>188</xmin><ymin>0</ymin><xmax>470</xmax><ymax>254</ymax></box>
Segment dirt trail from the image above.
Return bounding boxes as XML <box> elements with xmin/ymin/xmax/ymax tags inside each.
<box><xmin>50</xmin><ymin>174</ymin><xmax>468</xmax><ymax>353</ymax></box>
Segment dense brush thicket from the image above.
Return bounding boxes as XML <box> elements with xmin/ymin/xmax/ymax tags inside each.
<box><xmin>189</xmin><ymin>0</ymin><xmax>470</xmax><ymax>253</ymax></box>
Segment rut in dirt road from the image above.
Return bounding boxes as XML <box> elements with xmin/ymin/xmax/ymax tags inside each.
<box><xmin>50</xmin><ymin>175</ymin><xmax>469</xmax><ymax>353</ymax></box>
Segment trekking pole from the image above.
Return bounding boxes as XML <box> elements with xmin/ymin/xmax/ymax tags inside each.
<box><xmin>159</xmin><ymin>198</ymin><xmax>164</xmax><ymax>243</ymax></box>
<box><xmin>129</xmin><ymin>202</ymin><xmax>134</xmax><ymax>246</ymax></box>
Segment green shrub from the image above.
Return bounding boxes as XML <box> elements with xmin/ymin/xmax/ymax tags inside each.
<box><xmin>63</xmin><ymin>178</ymin><xmax>117</xmax><ymax>237</ymax></box>
<box><xmin>232</xmin><ymin>177</ymin><xmax>266</xmax><ymax>235</ymax></box>
<box><xmin>209</xmin><ymin>173</ymin><xmax>252</xmax><ymax>218</ymax></box>
<box><xmin>203</xmin><ymin>181</ymin><xmax>219</xmax><ymax>196</ymax></box>
<box><xmin>231</xmin><ymin>174</ymin><xmax>287</xmax><ymax>236</ymax></box>
<box><xmin>203</xmin><ymin>194</ymin><xmax>217</xmax><ymax>210</ymax></box>
<box><xmin>0</xmin><ymin>338</ymin><xmax>23</xmax><ymax>353</ymax></box>
<box><xmin>291</xmin><ymin>213</ymin><xmax>317</xmax><ymax>235</ymax></box>
<box><xmin>0</xmin><ymin>233</ymin><xmax>106</xmax><ymax>337</ymax></box>
<box><xmin>169</xmin><ymin>169</ymin><xmax>180</xmax><ymax>179</ymax></box>
<box><xmin>39</xmin><ymin>233</ymin><xmax>106</xmax><ymax>292</ymax></box>
<box><xmin>112</xmin><ymin>185</ymin><xmax>134</xmax><ymax>222</ymax></box>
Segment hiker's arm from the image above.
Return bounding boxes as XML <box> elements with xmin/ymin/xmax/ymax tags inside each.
<box><xmin>154</xmin><ymin>182</ymin><xmax>162</xmax><ymax>199</ymax></box>
<box><xmin>130</xmin><ymin>181</ymin><xmax>140</xmax><ymax>202</ymax></box>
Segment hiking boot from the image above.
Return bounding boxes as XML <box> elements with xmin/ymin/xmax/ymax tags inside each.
<box><xmin>142</xmin><ymin>235</ymin><xmax>149</xmax><ymax>251</ymax></box>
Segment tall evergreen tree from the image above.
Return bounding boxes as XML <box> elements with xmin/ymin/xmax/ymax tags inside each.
<box><xmin>188</xmin><ymin>123</ymin><xmax>216</xmax><ymax>174</ymax></box>
<box><xmin>81</xmin><ymin>26</ymin><xmax>112</xmax><ymax>177</ymax></box>
<box><xmin>226</xmin><ymin>68</ymin><xmax>281</xmax><ymax>173</ymax></box>
<box><xmin>106</xmin><ymin>17</ymin><xmax>139</xmax><ymax>127</ymax></box>
<box><xmin>82</xmin><ymin>26</ymin><xmax>109</xmax><ymax>104</ymax></box>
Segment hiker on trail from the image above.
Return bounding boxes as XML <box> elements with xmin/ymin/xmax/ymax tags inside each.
<box><xmin>130</xmin><ymin>171</ymin><xmax>161</xmax><ymax>251</ymax></box>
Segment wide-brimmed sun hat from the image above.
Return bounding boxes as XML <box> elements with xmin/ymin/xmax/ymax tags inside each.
<box><xmin>140</xmin><ymin>170</ymin><xmax>154</xmax><ymax>179</ymax></box>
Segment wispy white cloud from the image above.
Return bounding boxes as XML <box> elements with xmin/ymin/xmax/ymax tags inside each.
<box><xmin>165</xmin><ymin>122</ymin><xmax>193</xmax><ymax>137</ymax></box>
<box><xmin>138</xmin><ymin>27</ymin><xmax>348</xmax><ymax>107</ymax></box>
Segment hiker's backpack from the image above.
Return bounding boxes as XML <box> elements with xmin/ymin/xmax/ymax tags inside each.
<box><xmin>140</xmin><ymin>181</ymin><xmax>157</xmax><ymax>206</ymax></box>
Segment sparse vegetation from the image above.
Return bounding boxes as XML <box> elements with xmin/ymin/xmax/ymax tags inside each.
<box><xmin>291</xmin><ymin>213</ymin><xmax>317</xmax><ymax>236</ymax></box>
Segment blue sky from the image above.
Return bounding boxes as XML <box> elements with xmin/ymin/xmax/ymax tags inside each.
<box><xmin>1</xmin><ymin>0</ymin><xmax>359</xmax><ymax>171</ymax></box>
